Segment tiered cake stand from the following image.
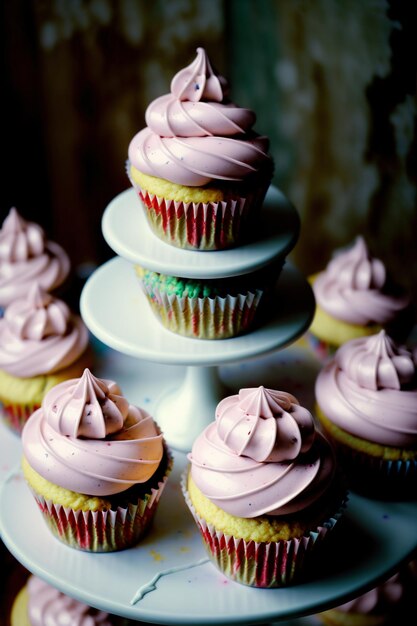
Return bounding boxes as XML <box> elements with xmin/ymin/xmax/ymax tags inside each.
<box><xmin>1</xmin><ymin>187</ymin><xmax>417</xmax><ymax>626</ymax></box>
<box><xmin>81</xmin><ymin>186</ymin><xmax>311</xmax><ymax>451</ymax></box>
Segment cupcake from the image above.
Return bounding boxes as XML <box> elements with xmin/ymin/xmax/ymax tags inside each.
<box><xmin>11</xmin><ymin>574</ymin><xmax>136</xmax><ymax>625</ymax></box>
<box><xmin>315</xmin><ymin>330</ymin><xmax>417</xmax><ymax>496</ymax></box>
<box><xmin>135</xmin><ymin>260</ymin><xmax>282</xmax><ymax>340</ymax></box>
<box><xmin>21</xmin><ymin>368</ymin><xmax>171</xmax><ymax>552</ymax></box>
<box><xmin>0</xmin><ymin>207</ymin><xmax>70</xmax><ymax>313</ymax></box>
<box><xmin>317</xmin><ymin>559</ymin><xmax>417</xmax><ymax>626</ymax></box>
<box><xmin>308</xmin><ymin>237</ymin><xmax>413</xmax><ymax>359</ymax></box>
<box><xmin>127</xmin><ymin>47</ymin><xmax>274</xmax><ymax>250</ymax></box>
<box><xmin>0</xmin><ymin>284</ymin><xmax>92</xmax><ymax>434</ymax></box>
<box><xmin>183</xmin><ymin>386</ymin><xmax>347</xmax><ymax>588</ymax></box>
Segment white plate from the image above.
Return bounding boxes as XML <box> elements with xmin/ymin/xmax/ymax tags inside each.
<box><xmin>1</xmin><ymin>453</ymin><xmax>417</xmax><ymax>625</ymax></box>
<box><xmin>102</xmin><ymin>187</ymin><xmax>300</xmax><ymax>278</ymax></box>
<box><xmin>79</xmin><ymin>256</ymin><xmax>315</xmax><ymax>366</ymax></box>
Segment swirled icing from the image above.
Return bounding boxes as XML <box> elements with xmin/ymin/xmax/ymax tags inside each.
<box><xmin>189</xmin><ymin>386</ymin><xmax>335</xmax><ymax>518</ymax></box>
<box><xmin>0</xmin><ymin>284</ymin><xmax>89</xmax><ymax>377</ymax></box>
<box><xmin>315</xmin><ymin>331</ymin><xmax>417</xmax><ymax>447</ymax></box>
<box><xmin>128</xmin><ymin>47</ymin><xmax>272</xmax><ymax>186</ymax></box>
<box><xmin>27</xmin><ymin>575</ymin><xmax>115</xmax><ymax>625</ymax></box>
<box><xmin>0</xmin><ymin>208</ymin><xmax>70</xmax><ymax>306</ymax></box>
<box><xmin>313</xmin><ymin>237</ymin><xmax>410</xmax><ymax>325</ymax></box>
<box><xmin>22</xmin><ymin>369</ymin><xmax>164</xmax><ymax>495</ymax></box>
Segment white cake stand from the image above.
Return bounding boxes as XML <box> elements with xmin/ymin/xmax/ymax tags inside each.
<box><xmin>1</xmin><ymin>455</ymin><xmax>417</xmax><ymax>625</ymax></box>
<box><xmin>4</xmin><ymin>184</ymin><xmax>410</xmax><ymax>626</ymax></box>
<box><xmin>80</xmin><ymin>186</ymin><xmax>313</xmax><ymax>451</ymax></box>
<box><xmin>101</xmin><ymin>186</ymin><xmax>300</xmax><ymax>278</ymax></box>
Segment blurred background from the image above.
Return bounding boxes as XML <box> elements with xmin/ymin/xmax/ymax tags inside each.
<box><xmin>1</xmin><ymin>0</ymin><xmax>416</xmax><ymax>307</ymax></box>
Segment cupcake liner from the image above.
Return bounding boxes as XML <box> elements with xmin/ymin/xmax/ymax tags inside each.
<box><xmin>28</xmin><ymin>454</ymin><xmax>172</xmax><ymax>552</ymax></box>
<box><xmin>0</xmin><ymin>401</ymin><xmax>39</xmax><ymax>435</ymax></box>
<box><xmin>127</xmin><ymin>163</ymin><xmax>269</xmax><ymax>250</ymax></box>
<box><xmin>139</xmin><ymin>281</ymin><xmax>264</xmax><ymax>339</ymax></box>
<box><xmin>324</xmin><ymin>437</ymin><xmax>417</xmax><ymax>498</ymax></box>
<box><xmin>181</xmin><ymin>472</ymin><xmax>346</xmax><ymax>588</ymax></box>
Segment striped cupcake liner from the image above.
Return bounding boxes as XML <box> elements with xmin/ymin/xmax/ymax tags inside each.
<box><xmin>181</xmin><ymin>472</ymin><xmax>346</xmax><ymax>588</ymax></box>
<box><xmin>127</xmin><ymin>164</ymin><xmax>270</xmax><ymax>251</ymax></box>
<box><xmin>0</xmin><ymin>401</ymin><xmax>39</xmax><ymax>435</ymax></box>
<box><xmin>138</xmin><ymin>282</ymin><xmax>264</xmax><ymax>340</ymax></box>
<box><xmin>27</xmin><ymin>453</ymin><xmax>172</xmax><ymax>552</ymax></box>
<box><xmin>323</xmin><ymin>437</ymin><xmax>417</xmax><ymax>498</ymax></box>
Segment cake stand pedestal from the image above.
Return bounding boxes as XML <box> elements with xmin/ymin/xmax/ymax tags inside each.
<box><xmin>80</xmin><ymin>255</ymin><xmax>314</xmax><ymax>451</ymax></box>
<box><xmin>153</xmin><ymin>366</ymin><xmax>225</xmax><ymax>450</ymax></box>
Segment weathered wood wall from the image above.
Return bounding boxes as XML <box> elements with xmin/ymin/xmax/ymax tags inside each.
<box><xmin>2</xmin><ymin>0</ymin><xmax>416</xmax><ymax>307</ymax></box>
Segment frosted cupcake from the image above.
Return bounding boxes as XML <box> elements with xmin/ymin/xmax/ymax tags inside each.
<box><xmin>22</xmin><ymin>369</ymin><xmax>171</xmax><ymax>552</ymax></box>
<box><xmin>308</xmin><ymin>237</ymin><xmax>412</xmax><ymax>359</ymax></box>
<box><xmin>135</xmin><ymin>260</ymin><xmax>282</xmax><ymax>339</ymax></box>
<box><xmin>11</xmin><ymin>575</ymin><xmax>136</xmax><ymax>625</ymax></box>
<box><xmin>315</xmin><ymin>330</ymin><xmax>417</xmax><ymax>496</ymax></box>
<box><xmin>0</xmin><ymin>207</ymin><xmax>70</xmax><ymax>313</ymax></box>
<box><xmin>0</xmin><ymin>284</ymin><xmax>92</xmax><ymax>434</ymax></box>
<box><xmin>128</xmin><ymin>47</ymin><xmax>273</xmax><ymax>250</ymax></box>
<box><xmin>183</xmin><ymin>386</ymin><xmax>347</xmax><ymax>588</ymax></box>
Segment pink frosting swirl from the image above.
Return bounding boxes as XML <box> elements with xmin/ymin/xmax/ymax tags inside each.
<box><xmin>128</xmin><ymin>47</ymin><xmax>272</xmax><ymax>186</ymax></box>
<box><xmin>189</xmin><ymin>387</ymin><xmax>335</xmax><ymax>518</ymax></box>
<box><xmin>313</xmin><ymin>237</ymin><xmax>410</xmax><ymax>325</ymax></box>
<box><xmin>27</xmin><ymin>576</ymin><xmax>116</xmax><ymax>625</ymax></box>
<box><xmin>0</xmin><ymin>284</ymin><xmax>89</xmax><ymax>377</ymax></box>
<box><xmin>315</xmin><ymin>332</ymin><xmax>417</xmax><ymax>447</ymax></box>
<box><xmin>216</xmin><ymin>386</ymin><xmax>315</xmax><ymax>462</ymax></box>
<box><xmin>22</xmin><ymin>369</ymin><xmax>164</xmax><ymax>495</ymax></box>
<box><xmin>0</xmin><ymin>208</ymin><xmax>70</xmax><ymax>307</ymax></box>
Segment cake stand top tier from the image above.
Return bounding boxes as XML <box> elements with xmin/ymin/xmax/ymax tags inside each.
<box><xmin>102</xmin><ymin>186</ymin><xmax>299</xmax><ymax>279</ymax></box>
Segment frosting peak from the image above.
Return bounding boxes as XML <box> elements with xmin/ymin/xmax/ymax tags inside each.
<box><xmin>0</xmin><ymin>287</ymin><xmax>89</xmax><ymax>378</ymax></box>
<box><xmin>0</xmin><ymin>207</ymin><xmax>45</xmax><ymax>262</ymax></box>
<box><xmin>0</xmin><ymin>207</ymin><xmax>70</xmax><ymax>307</ymax></box>
<box><xmin>189</xmin><ymin>387</ymin><xmax>334</xmax><ymax>518</ymax></box>
<box><xmin>129</xmin><ymin>47</ymin><xmax>271</xmax><ymax>186</ymax></box>
<box><xmin>315</xmin><ymin>331</ymin><xmax>417</xmax><ymax>448</ymax></box>
<box><xmin>171</xmin><ymin>47</ymin><xmax>227</xmax><ymax>102</ymax></box>
<box><xmin>45</xmin><ymin>369</ymin><xmax>128</xmax><ymax>438</ymax></box>
<box><xmin>312</xmin><ymin>236</ymin><xmax>410</xmax><ymax>326</ymax></box>
<box><xmin>216</xmin><ymin>386</ymin><xmax>315</xmax><ymax>462</ymax></box>
<box><xmin>22</xmin><ymin>371</ymin><xmax>164</xmax><ymax>495</ymax></box>
<box><xmin>5</xmin><ymin>283</ymin><xmax>70</xmax><ymax>340</ymax></box>
<box><xmin>328</xmin><ymin>236</ymin><xmax>386</xmax><ymax>291</ymax></box>
<box><xmin>337</xmin><ymin>331</ymin><xmax>416</xmax><ymax>391</ymax></box>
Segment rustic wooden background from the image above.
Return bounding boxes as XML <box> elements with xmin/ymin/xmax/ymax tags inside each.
<box><xmin>1</xmin><ymin>0</ymin><xmax>416</xmax><ymax>309</ymax></box>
